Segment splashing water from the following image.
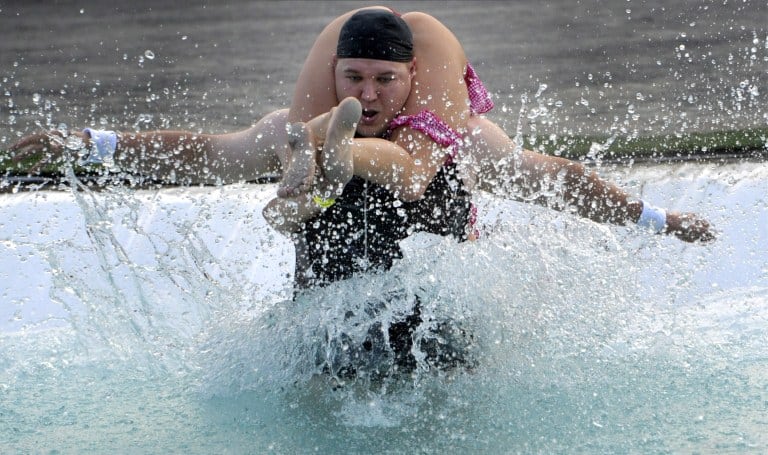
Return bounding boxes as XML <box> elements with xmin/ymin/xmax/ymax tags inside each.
<box><xmin>1</xmin><ymin>1</ymin><xmax>767</xmax><ymax>451</ymax></box>
<box><xmin>1</xmin><ymin>160</ymin><xmax>767</xmax><ymax>453</ymax></box>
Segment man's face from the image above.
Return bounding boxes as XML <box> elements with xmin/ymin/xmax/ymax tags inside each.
<box><xmin>334</xmin><ymin>57</ymin><xmax>415</xmax><ymax>138</ymax></box>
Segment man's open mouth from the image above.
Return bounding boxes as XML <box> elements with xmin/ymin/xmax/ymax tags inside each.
<box><xmin>361</xmin><ymin>109</ymin><xmax>379</xmax><ymax>122</ymax></box>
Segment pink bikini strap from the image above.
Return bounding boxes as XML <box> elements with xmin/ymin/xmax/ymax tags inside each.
<box><xmin>388</xmin><ymin>109</ymin><xmax>463</xmax><ymax>163</ymax></box>
<box><xmin>465</xmin><ymin>63</ymin><xmax>494</xmax><ymax>115</ymax></box>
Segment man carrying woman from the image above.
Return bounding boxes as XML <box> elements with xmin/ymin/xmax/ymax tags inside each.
<box><xmin>9</xmin><ymin>7</ymin><xmax>713</xmax><ymax>287</ymax></box>
<box><xmin>8</xmin><ymin>7</ymin><xmax>715</xmax><ymax>377</ymax></box>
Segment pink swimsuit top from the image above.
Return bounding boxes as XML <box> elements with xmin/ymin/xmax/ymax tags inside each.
<box><xmin>387</xmin><ymin>62</ymin><xmax>494</xmax><ymax>161</ymax></box>
<box><xmin>386</xmin><ymin>63</ymin><xmax>493</xmax><ymax>238</ymax></box>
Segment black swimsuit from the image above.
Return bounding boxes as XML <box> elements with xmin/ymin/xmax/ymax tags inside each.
<box><xmin>295</xmin><ymin>162</ymin><xmax>472</xmax><ymax>289</ymax></box>
<box><xmin>292</xmin><ymin>106</ymin><xmax>488</xmax><ymax>378</ymax></box>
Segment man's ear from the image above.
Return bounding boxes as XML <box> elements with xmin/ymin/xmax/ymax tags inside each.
<box><xmin>409</xmin><ymin>58</ymin><xmax>417</xmax><ymax>77</ymax></box>
<box><xmin>332</xmin><ymin>55</ymin><xmax>338</xmax><ymax>71</ymax></box>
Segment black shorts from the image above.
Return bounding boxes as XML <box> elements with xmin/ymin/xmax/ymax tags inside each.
<box><xmin>318</xmin><ymin>292</ymin><xmax>477</xmax><ymax>383</ymax></box>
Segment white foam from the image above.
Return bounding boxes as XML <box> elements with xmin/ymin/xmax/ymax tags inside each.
<box><xmin>0</xmin><ymin>161</ymin><xmax>765</xmax><ymax>337</ymax></box>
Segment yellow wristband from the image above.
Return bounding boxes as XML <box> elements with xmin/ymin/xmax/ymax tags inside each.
<box><xmin>312</xmin><ymin>195</ymin><xmax>336</xmax><ymax>209</ymax></box>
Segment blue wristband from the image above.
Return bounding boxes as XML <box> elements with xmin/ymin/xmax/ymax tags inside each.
<box><xmin>637</xmin><ymin>201</ymin><xmax>667</xmax><ymax>233</ymax></box>
<box><xmin>82</xmin><ymin>128</ymin><xmax>118</xmax><ymax>165</ymax></box>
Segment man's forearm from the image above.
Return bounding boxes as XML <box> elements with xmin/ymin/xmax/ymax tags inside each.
<box><xmin>562</xmin><ymin>163</ymin><xmax>643</xmax><ymax>225</ymax></box>
<box><xmin>114</xmin><ymin>131</ymin><xmax>219</xmax><ymax>184</ymax></box>
<box><xmin>110</xmin><ymin>125</ymin><xmax>284</xmax><ymax>185</ymax></box>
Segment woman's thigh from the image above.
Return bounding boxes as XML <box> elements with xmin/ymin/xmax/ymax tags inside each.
<box><xmin>289</xmin><ymin>8</ymin><xmax>472</xmax><ymax>136</ymax></box>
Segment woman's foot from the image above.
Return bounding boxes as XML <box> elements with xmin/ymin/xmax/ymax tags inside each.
<box><xmin>277</xmin><ymin>122</ymin><xmax>316</xmax><ymax>198</ymax></box>
<box><xmin>320</xmin><ymin>97</ymin><xmax>361</xmax><ymax>194</ymax></box>
<box><xmin>276</xmin><ymin>97</ymin><xmax>360</xmax><ymax>199</ymax></box>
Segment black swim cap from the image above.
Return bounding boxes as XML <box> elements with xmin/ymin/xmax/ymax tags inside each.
<box><xmin>336</xmin><ymin>10</ymin><xmax>414</xmax><ymax>62</ymax></box>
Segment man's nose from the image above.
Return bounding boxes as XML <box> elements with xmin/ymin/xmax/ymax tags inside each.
<box><xmin>360</xmin><ymin>80</ymin><xmax>378</xmax><ymax>101</ymax></box>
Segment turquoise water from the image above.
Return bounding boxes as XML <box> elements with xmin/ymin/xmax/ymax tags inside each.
<box><xmin>1</xmin><ymin>162</ymin><xmax>766</xmax><ymax>453</ymax></box>
<box><xmin>2</xmin><ymin>1</ymin><xmax>767</xmax><ymax>452</ymax></box>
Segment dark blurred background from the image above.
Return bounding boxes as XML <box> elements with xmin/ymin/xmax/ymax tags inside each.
<box><xmin>1</xmin><ymin>0</ymin><xmax>766</xmax><ymax>143</ymax></box>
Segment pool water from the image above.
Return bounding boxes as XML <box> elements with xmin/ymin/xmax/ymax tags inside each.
<box><xmin>1</xmin><ymin>161</ymin><xmax>766</xmax><ymax>453</ymax></box>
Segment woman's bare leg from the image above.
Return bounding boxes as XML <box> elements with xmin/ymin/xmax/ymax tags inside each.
<box><xmin>289</xmin><ymin>7</ymin><xmax>471</xmax><ymax>129</ymax></box>
<box><xmin>398</xmin><ymin>12</ymin><xmax>471</xmax><ymax>133</ymax></box>
<box><xmin>287</xmin><ymin>8</ymin><xmax>474</xmax><ymax>200</ymax></box>
<box><xmin>263</xmin><ymin>98</ymin><xmax>360</xmax><ymax>234</ymax></box>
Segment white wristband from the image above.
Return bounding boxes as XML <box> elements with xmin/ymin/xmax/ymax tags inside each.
<box><xmin>81</xmin><ymin>128</ymin><xmax>118</xmax><ymax>166</ymax></box>
<box><xmin>637</xmin><ymin>201</ymin><xmax>667</xmax><ymax>233</ymax></box>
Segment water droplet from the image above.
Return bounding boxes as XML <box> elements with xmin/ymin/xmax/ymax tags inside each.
<box><xmin>144</xmin><ymin>50</ymin><xmax>155</xmax><ymax>60</ymax></box>
<box><xmin>32</xmin><ymin>93</ymin><xmax>41</xmax><ymax>105</ymax></box>
<box><xmin>65</xmin><ymin>134</ymin><xmax>84</xmax><ymax>151</ymax></box>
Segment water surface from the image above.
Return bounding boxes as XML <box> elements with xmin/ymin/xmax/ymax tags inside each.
<box><xmin>1</xmin><ymin>1</ymin><xmax>767</xmax><ymax>453</ymax></box>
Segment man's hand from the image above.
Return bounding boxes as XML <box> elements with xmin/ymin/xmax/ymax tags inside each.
<box><xmin>7</xmin><ymin>129</ymin><xmax>89</xmax><ymax>173</ymax></box>
<box><xmin>665</xmin><ymin>211</ymin><xmax>716</xmax><ymax>243</ymax></box>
